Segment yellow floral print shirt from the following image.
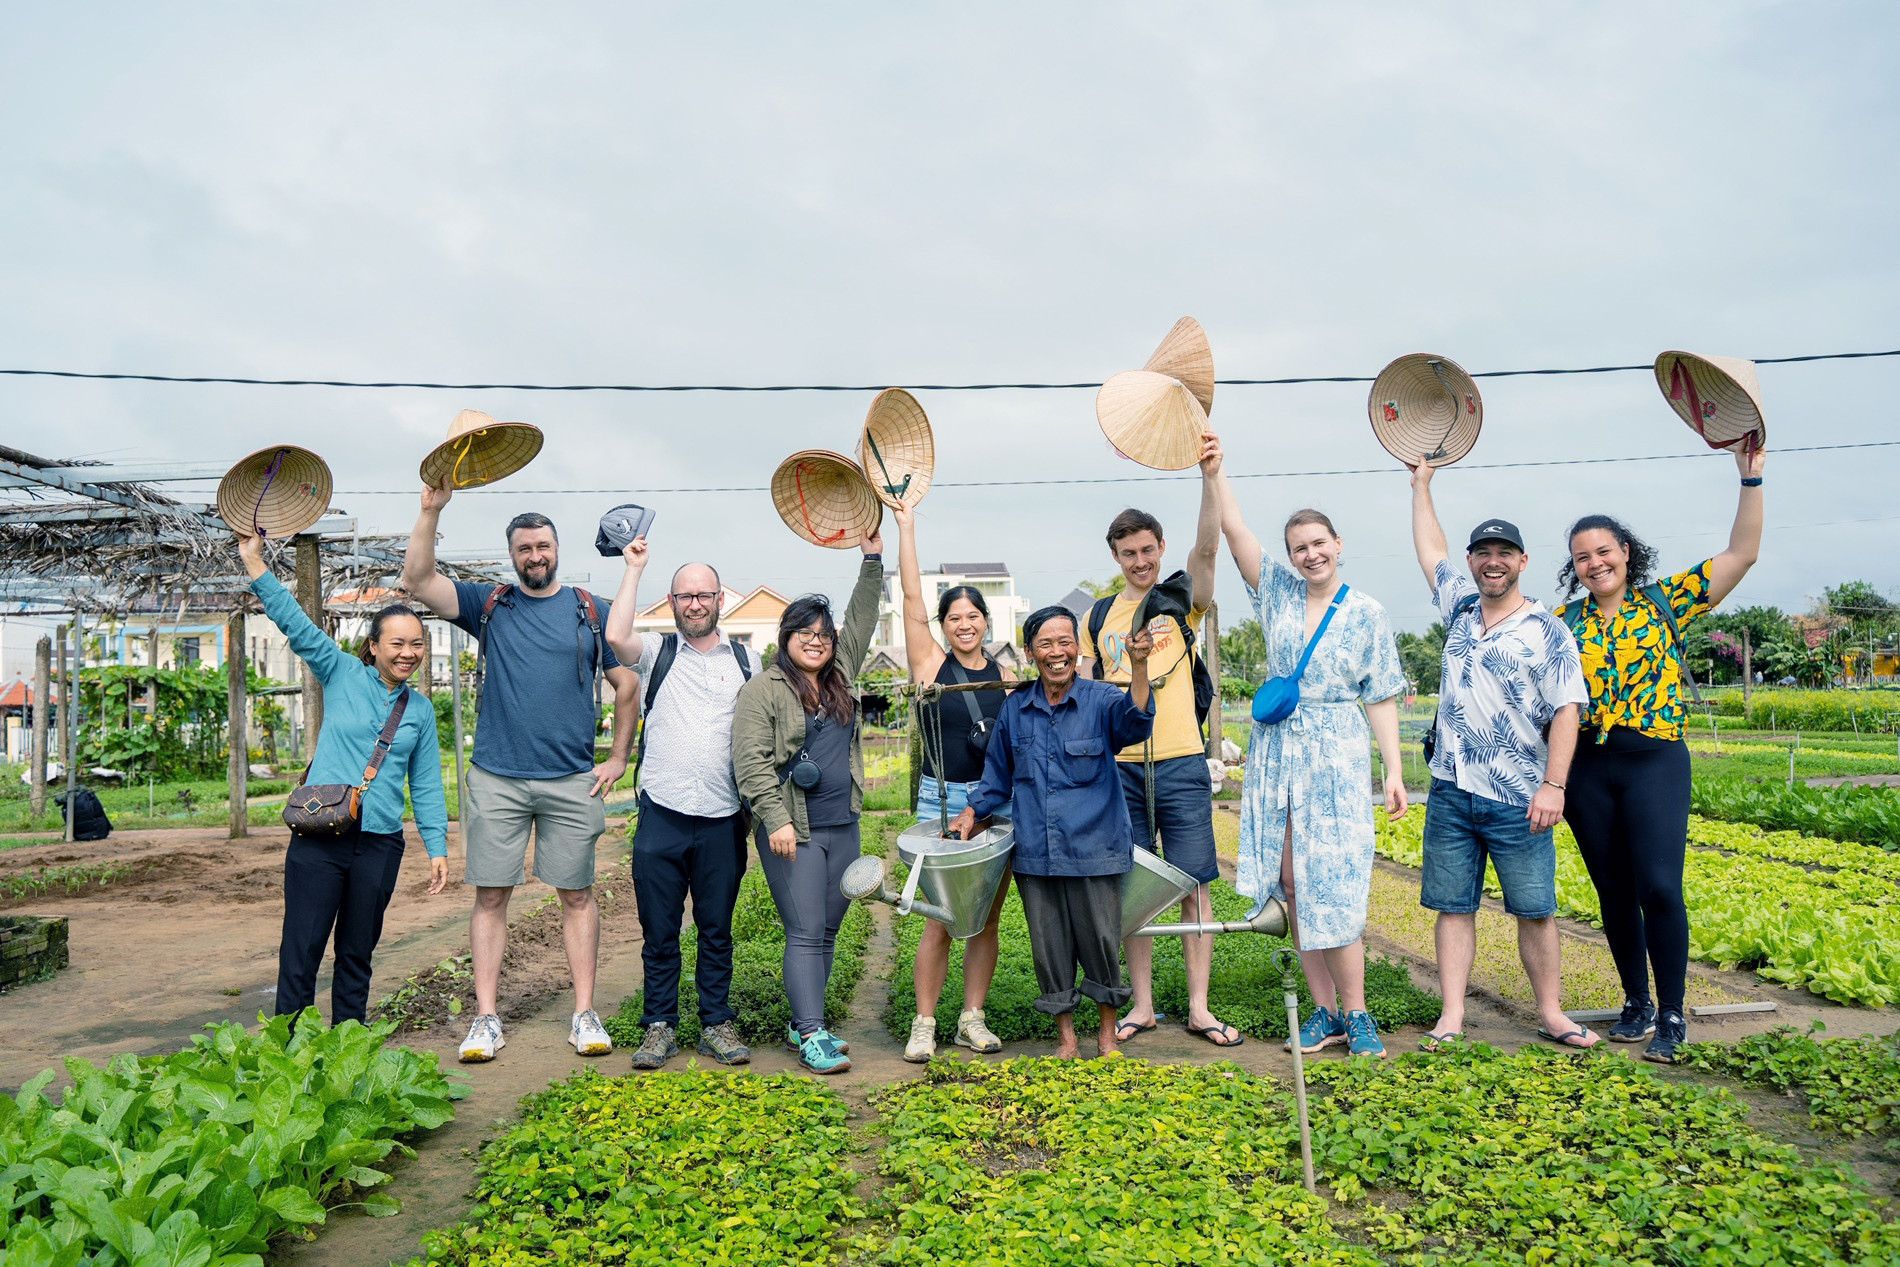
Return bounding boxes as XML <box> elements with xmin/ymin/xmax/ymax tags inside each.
<box><xmin>1556</xmin><ymin>560</ymin><xmax>1714</xmax><ymax>742</ymax></box>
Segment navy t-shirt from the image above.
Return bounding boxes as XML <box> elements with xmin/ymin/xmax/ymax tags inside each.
<box><xmin>451</xmin><ymin>581</ymin><xmax>620</xmax><ymax>779</ymax></box>
<box><xmin>801</xmin><ymin>709</ymin><xmax>856</xmax><ymax>828</ymax></box>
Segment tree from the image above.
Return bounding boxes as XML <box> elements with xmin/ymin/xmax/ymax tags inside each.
<box><xmin>1079</xmin><ymin>575</ymin><xmax>1126</xmax><ymax>599</ymax></box>
<box><xmin>1395</xmin><ymin>622</ymin><xmax>1447</xmax><ymax>694</ymax></box>
<box><xmin>1219</xmin><ymin>619</ymin><xmax>1267</xmax><ymax>682</ymax></box>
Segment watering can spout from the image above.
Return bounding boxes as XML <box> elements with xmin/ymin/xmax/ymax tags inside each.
<box><xmin>837</xmin><ymin>853</ymin><xmax>965</xmax><ymax>930</ymax></box>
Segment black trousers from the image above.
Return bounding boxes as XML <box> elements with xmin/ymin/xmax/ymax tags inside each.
<box><xmin>277</xmin><ymin>827</ymin><xmax>406</xmax><ymax>1025</ymax></box>
<box><xmin>1015</xmin><ymin>873</ymin><xmax>1131</xmax><ymax>1016</ymax></box>
<box><xmin>633</xmin><ymin>793</ymin><xmax>748</xmax><ymax>1028</ymax></box>
<box><xmin>1564</xmin><ymin>727</ymin><xmax>1692</xmax><ymax>1011</ymax></box>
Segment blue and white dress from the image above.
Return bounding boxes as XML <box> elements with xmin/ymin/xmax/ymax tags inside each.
<box><xmin>1237</xmin><ymin>557</ymin><xmax>1405</xmax><ymax>949</ymax></box>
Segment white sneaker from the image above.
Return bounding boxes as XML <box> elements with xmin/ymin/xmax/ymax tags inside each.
<box><xmin>570</xmin><ymin>1009</ymin><xmax>613</xmax><ymax>1056</ymax></box>
<box><xmin>459</xmin><ymin>1013</ymin><xmax>504</xmax><ymax>1062</ymax></box>
<box><xmin>904</xmin><ymin>1014</ymin><xmax>937</xmax><ymax>1063</ymax></box>
<box><xmin>956</xmin><ymin>1008</ymin><xmax>1003</xmax><ymax>1054</ymax></box>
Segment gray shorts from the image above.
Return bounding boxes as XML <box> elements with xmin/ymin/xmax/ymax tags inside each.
<box><xmin>462</xmin><ymin>764</ymin><xmax>606</xmax><ymax>891</ymax></box>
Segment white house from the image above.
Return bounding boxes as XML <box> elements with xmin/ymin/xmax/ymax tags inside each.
<box><xmin>877</xmin><ymin>562</ymin><xmax>1028</xmax><ymax>648</ymax></box>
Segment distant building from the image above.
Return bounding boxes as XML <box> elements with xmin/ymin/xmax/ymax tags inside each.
<box><xmin>1053</xmin><ymin>586</ymin><xmax>1097</xmax><ymax>628</ymax></box>
<box><xmin>625</xmin><ymin>584</ymin><xmax>790</xmax><ymax>655</ymax></box>
<box><xmin>877</xmin><ymin>562</ymin><xmax>1029</xmax><ymax>648</ymax></box>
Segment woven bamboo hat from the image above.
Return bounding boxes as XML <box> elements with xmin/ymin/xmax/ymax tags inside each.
<box><xmin>771</xmin><ymin>450</ymin><xmax>883</xmax><ymax>549</ymax></box>
<box><xmin>1367</xmin><ymin>353</ymin><xmax>1484</xmax><ymax>467</ymax></box>
<box><xmin>857</xmin><ymin>388</ymin><xmax>935</xmax><ymax>509</ymax></box>
<box><xmin>1653</xmin><ymin>350</ymin><xmax>1766</xmax><ymax>452</ymax></box>
<box><xmin>1142</xmin><ymin>317</ymin><xmax>1215</xmax><ymax>417</ymax></box>
<box><xmin>1096</xmin><ymin>370</ymin><xmax>1209</xmax><ymax>471</ymax></box>
<box><xmin>419</xmin><ymin>409</ymin><xmax>544</xmax><ymax>490</ymax></box>
<box><xmin>216</xmin><ymin>445</ymin><xmax>333</xmax><ymax>539</ymax></box>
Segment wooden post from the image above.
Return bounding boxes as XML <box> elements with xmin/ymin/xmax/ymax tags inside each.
<box><xmin>227</xmin><ymin>609</ymin><xmax>248</xmax><ymax>839</ymax></box>
<box><xmin>30</xmin><ymin>635</ymin><xmax>49</xmax><ymax>819</ymax></box>
<box><xmin>1741</xmin><ymin>627</ymin><xmax>1753</xmax><ymax>715</ymax></box>
<box><xmin>1202</xmin><ymin>601</ymin><xmax>1221</xmax><ymax>761</ymax></box>
<box><xmin>294</xmin><ymin>534</ymin><xmax>324</xmax><ymax>754</ymax></box>
<box><xmin>449</xmin><ymin>624</ymin><xmax>468</xmax><ymax>820</ymax></box>
<box><xmin>63</xmin><ymin>617</ymin><xmax>80</xmax><ymax>843</ymax></box>
<box><xmin>55</xmin><ymin>625</ymin><xmax>69</xmax><ymax>776</ymax></box>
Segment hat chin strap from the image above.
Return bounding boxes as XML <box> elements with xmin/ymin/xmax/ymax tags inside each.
<box><xmin>250</xmin><ymin>448</ymin><xmax>288</xmax><ymax>538</ymax></box>
<box><xmin>450</xmin><ymin>429</ymin><xmax>488</xmax><ymax>488</ymax></box>
<box><xmin>794</xmin><ymin>461</ymin><xmax>846</xmax><ymax>545</ymax></box>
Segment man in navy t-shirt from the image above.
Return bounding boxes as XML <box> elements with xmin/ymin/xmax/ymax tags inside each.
<box><xmin>403</xmin><ymin>483</ymin><xmax>638</xmax><ymax>1064</ymax></box>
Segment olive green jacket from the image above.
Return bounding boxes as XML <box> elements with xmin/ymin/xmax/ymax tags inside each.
<box><xmin>731</xmin><ymin>558</ymin><xmax>883</xmax><ymax>840</ymax></box>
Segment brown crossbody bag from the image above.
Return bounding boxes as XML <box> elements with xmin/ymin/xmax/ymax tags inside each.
<box><xmin>282</xmin><ymin>693</ymin><xmax>410</xmax><ymax>837</ymax></box>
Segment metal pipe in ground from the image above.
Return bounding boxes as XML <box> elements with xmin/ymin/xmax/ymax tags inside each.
<box><xmin>1273</xmin><ymin>947</ymin><xmax>1317</xmax><ymax>1195</ymax></box>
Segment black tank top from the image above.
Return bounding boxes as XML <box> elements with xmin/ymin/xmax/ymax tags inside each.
<box><xmin>920</xmin><ymin>656</ymin><xmax>1004</xmax><ymax>784</ymax></box>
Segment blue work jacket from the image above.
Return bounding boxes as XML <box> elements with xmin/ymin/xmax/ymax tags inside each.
<box><xmin>967</xmin><ymin>677</ymin><xmax>1154</xmax><ymax>878</ymax></box>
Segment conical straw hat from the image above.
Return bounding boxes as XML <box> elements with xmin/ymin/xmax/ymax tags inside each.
<box><xmin>419</xmin><ymin>409</ymin><xmax>544</xmax><ymax>490</ymax></box>
<box><xmin>771</xmin><ymin>450</ymin><xmax>884</xmax><ymax>549</ymax></box>
<box><xmin>216</xmin><ymin>445</ymin><xmax>333</xmax><ymax>539</ymax></box>
<box><xmin>1653</xmin><ymin>351</ymin><xmax>1766</xmax><ymax>452</ymax></box>
<box><xmin>857</xmin><ymin>388</ymin><xmax>935</xmax><ymax>509</ymax></box>
<box><xmin>1367</xmin><ymin>354</ymin><xmax>1484</xmax><ymax>467</ymax></box>
<box><xmin>1096</xmin><ymin>370</ymin><xmax>1208</xmax><ymax>471</ymax></box>
<box><xmin>1142</xmin><ymin>317</ymin><xmax>1215</xmax><ymax>417</ymax></box>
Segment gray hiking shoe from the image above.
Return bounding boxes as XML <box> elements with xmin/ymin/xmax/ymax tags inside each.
<box><xmin>697</xmin><ymin>1021</ymin><xmax>752</xmax><ymax>1065</ymax></box>
<box><xmin>628</xmin><ymin>1022</ymin><xmax>679</xmax><ymax>1071</ymax></box>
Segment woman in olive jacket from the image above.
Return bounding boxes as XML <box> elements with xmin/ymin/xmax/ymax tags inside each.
<box><xmin>730</xmin><ymin>531</ymin><xmax>883</xmax><ymax>1073</ymax></box>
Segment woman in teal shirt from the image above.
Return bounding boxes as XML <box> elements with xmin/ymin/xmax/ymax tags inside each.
<box><xmin>239</xmin><ymin>533</ymin><xmax>449</xmax><ymax>1025</ymax></box>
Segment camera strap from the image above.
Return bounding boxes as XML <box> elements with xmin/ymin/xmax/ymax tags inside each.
<box><xmin>945</xmin><ymin>658</ymin><xmax>988</xmax><ymax>731</ymax></box>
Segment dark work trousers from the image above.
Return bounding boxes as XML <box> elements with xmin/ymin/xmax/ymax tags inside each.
<box><xmin>1563</xmin><ymin>727</ymin><xmax>1692</xmax><ymax>1011</ymax></box>
<box><xmin>277</xmin><ymin>827</ymin><xmax>407</xmax><ymax>1025</ymax></box>
<box><xmin>633</xmin><ymin>793</ymin><xmax>748</xmax><ymax>1029</ymax></box>
<box><xmin>1015</xmin><ymin>873</ymin><xmax>1132</xmax><ymax>1016</ymax></box>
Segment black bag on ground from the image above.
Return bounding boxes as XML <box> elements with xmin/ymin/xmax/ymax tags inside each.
<box><xmin>53</xmin><ymin>787</ymin><xmax>111</xmax><ymax>841</ymax></box>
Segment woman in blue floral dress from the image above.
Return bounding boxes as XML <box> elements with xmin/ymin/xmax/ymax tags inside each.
<box><xmin>1203</xmin><ymin>433</ymin><xmax>1409</xmax><ymax>1057</ymax></box>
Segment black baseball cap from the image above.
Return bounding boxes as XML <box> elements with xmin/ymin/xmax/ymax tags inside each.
<box><xmin>1467</xmin><ymin>519</ymin><xmax>1525</xmax><ymax>551</ymax></box>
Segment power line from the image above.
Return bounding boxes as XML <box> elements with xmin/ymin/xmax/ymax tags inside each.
<box><xmin>268</xmin><ymin>439</ymin><xmax>1898</xmax><ymax>496</ymax></box>
<box><xmin>1</xmin><ymin>348</ymin><xmax>1895</xmax><ymax>393</ymax></box>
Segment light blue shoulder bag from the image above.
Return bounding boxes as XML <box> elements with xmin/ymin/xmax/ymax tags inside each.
<box><xmin>1250</xmin><ymin>585</ymin><xmax>1349</xmax><ymax>725</ymax></box>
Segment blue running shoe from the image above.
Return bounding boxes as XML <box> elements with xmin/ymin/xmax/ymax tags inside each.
<box><xmin>797</xmin><ymin>1028</ymin><xmax>852</xmax><ymax>1075</ymax></box>
<box><xmin>1344</xmin><ymin>1010</ymin><xmax>1386</xmax><ymax>1058</ymax></box>
<box><xmin>785</xmin><ymin>1024</ymin><xmax>848</xmax><ymax>1055</ymax></box>
<box><xmin>1285</xmin><ymin>1006</ymin><xmax>1346</xmax><ymax>1054</ymax></box>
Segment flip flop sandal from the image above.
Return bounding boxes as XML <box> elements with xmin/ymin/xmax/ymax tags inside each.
<box><xmin>1537</xmin><ymin>1027</ymin><xmax>1600</xmax><ymax>1050</ymax></box>
<box><xmin>1418</xmin><ymin>1031</ymin><xmax>1465</xmax><ymax>1053</ymax></box>
<box><xmin>1187</xmin><ymin>1022</ymin><xmax>1244</xmax><ymax>1048</ymax></box>
<box><xmin>1114</xmin><ymin>1014</ymin><xmax>1164</xmax><ymax>1042</ymax></box>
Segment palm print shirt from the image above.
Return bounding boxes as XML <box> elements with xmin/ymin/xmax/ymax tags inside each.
<box><xmin>1429</xmin><ymin>560</ymin><xmax>1589</xmax><ymax>807</ymax></box>
<box><xmin>1554</xmin><ymin>560</ymin><xmax>1714</xmax><ymax>743</ymax></box>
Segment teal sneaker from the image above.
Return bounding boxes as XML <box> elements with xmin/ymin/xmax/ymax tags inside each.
<box><xmin>796</xmin><ymin>1028</ymin><xmax>853</xmax><ymax>1075</ymax></box>
<box><xmin>1285</xmin><ymin>1006</ymin><xmax>1346</xmax><ymax>1054</ymax></box>
<box><xmin>1344</xmin><ymin>1010</ymin><xmax>1386</xmax><ymax>1058</ymax></box>
<box><xmin>785</xmin><ymin>1024</ymin><xmax>848</xmax><ymax>1055</ymax></box>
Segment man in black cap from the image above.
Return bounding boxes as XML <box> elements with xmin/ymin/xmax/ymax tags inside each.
<box><xmin>1407</xmin><ymin>463</ymin><xmax>1594</xmax><ymax>1051</ymax></box>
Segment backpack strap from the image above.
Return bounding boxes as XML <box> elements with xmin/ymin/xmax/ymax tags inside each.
<box><xmin>733</xmin><ymin>641</ymin><xmax>754</xmax><ymax>680</ymax></box>
<box><xmin>1640</xmin><ymin>582</ymin><xmax>1703</xmax><ymax>704</ymax></box>
<box><xmin>472</xmin><ymin>583</ymin><xmax>513</xmax><ymax>715</ymax></box>
<box><xmin>1086</xmin><ymin>594</ymin><xmax>1114</xmax><ymax>660</ymax></box>
<box><xmin>574</xmin><ymin>587</ymin><xmax>605</xmax><ymax>705</ymax></box>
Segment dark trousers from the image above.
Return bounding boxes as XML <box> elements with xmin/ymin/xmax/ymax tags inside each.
<box><xmin>277</xmin><ymin>827</ymin><xmax>406</xmax><ymax>1025</ymax></box>
<box><xmin>633</xmin><ymin>793</ymin><xmax>748</xmax><ymax>1028</ymax></box>
<box><xmin>1015</xmin><ymin>873</ymin><xmax>1131</xmax><ymax>1016</ymax></box>
<box><xmin>1564</xmin><ymin>728</ymin><xmax>1692</xmax><ymax>1011</ymax></box>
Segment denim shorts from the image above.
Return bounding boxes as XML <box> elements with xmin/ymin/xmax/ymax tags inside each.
<box><xmin>1118</xmin><ymin>755</ymin><xmax>1219</xmax><ymax>885</ymax></box>
<box><xmin>915</xmin><ymin>777</ymin><xmax>1012</xmax><ymax>828</ymax></box>
<box><xmin>1419</xmin><ymin>778</ymin><xmax>1556</xmax><ymax>918</ymax></box>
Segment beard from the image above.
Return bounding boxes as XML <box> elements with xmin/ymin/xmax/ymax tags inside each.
<box><xmin>514</xmin><ymin>556</ymin><xmax>557</xmax><ymax>589</ymax></box>
<box><xmin>674</xmin><ymin>606</ymin><xmax>718</xmax><ymax>638</ymax></box>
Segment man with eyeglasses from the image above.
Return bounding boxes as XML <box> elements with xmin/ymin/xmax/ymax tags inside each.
<box><xmin>604</xmin><ymin>539</ymin><xmax>756</xmax><ymax>1069</ymax></box>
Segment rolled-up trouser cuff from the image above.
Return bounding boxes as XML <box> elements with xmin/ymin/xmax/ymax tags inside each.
<box><xmin>1033</xmin><ymin>987</ymin><xmax>1083</xmax><ymax>1016</ymax></box>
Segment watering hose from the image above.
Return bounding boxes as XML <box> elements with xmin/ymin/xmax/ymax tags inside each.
<box><xmin>1272</xmin><ymin>947</ymin><xmax>1317</xmax><ymax>1195</ymax></box>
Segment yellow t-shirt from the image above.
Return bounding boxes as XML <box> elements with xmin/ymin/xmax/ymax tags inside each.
<box><xmin>1078</xmin><ymin>591</ymin><xmax>1207</xmax><ymax>762</ymax></box>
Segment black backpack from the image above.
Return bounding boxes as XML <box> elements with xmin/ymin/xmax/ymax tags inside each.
<box><xmin>631</xmin><ymin>633</ymin><xmax>755</xmax><ymax>781</ymax></box>
<box><xmin>54</xmin><ymin>787</ymin><xmax>111</xmax><ymax>842</ymax></box>
<box><xmin>1086</xmin><ymin>595</ymin><xmax>1216</xmax><ymax>737</ymax></box>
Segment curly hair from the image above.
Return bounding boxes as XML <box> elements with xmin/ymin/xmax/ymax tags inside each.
<box><xmin>1558</xmin><ymin>514</ymin><xmax>1658</xmax><ymax>597</ymax></box>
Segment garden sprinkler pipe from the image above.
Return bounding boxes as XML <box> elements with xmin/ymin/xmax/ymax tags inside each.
<box><xmin>1272</xmin><ymin>947</ymin><xmax>1317</xmax><ymax>1195</ymax></box>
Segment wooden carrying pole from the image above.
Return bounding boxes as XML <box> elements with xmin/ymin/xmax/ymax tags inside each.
<box><xmin>295</xmin><ymin>534</ymin><xmax>324</xmax><ymax>755</ymax></box>
<box><xmin>227</xmin><ymin>609</ymin><xmax>248</xmax><ymax>839</ymax></box>
<box><xmin>30</xmin><ymin>635</ymin><xmax>49</xmax><ymax>819</ymax></box>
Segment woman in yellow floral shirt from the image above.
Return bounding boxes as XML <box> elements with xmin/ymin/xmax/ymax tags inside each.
<box><xmin>1555</xmin><ymin>445</ymin><xmax>1766</xmax><ymax>1063</ymax></box>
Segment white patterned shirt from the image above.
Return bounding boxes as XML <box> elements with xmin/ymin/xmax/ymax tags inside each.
<box><xmin>634</xmin><ymin>631</ymin><xmax>751</xmax><ymax>818</ymax></box>
<box><xmin>1429</xmin><ymin>560</ymin><xmax>1587</xmax><ymax>807</ymax></box>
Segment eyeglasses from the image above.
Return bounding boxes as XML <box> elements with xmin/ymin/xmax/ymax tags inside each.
<box><xmin>670</xmin><ymin>592</ymin><xmax>719</xmax><ymax>606</ymax></box>
<box><xmin>791</xmin><ymin>630</ymin><xmax>836</xmax><ymax>646</ymax></box>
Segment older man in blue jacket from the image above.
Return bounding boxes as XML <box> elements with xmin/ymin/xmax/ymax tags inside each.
<box><xmin>950</xmin><ymin>605</ymin><xmax>1154</xmax><ymax>1058</ymax></box>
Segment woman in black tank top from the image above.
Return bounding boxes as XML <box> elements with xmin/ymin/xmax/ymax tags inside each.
<box><xmin>892</xmin><ymin>502</ymin><xmax>1014</xmax><ymax>1062</ymax></box>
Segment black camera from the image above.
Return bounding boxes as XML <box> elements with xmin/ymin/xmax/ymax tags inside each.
<box><xmin>787</xmin><ymin>752</ymin><xmax>822</xmax><ymax>790</ymax></box>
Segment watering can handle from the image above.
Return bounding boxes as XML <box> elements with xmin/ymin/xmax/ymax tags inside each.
<box><xmin>895</xmin><ymin>847</ymin><xmax>926</xmax><ymax>916</ymax></box>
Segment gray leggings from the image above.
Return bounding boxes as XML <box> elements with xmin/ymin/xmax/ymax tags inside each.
<box><xmin>755</xmin><ymin>821</ymin><xmax>860</xmax><ymax>1035</ymax></box>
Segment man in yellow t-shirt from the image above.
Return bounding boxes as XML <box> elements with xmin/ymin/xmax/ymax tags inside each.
<box><xmin>1079</xmin><ymin>501</ymin><xmax>1239</xmax><ymax>1048</ymax></box>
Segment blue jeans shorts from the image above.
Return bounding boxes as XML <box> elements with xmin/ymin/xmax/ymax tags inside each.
<box><xmin>1420</xmin><ymin>779</ymin><xmax>1556</xmax><ymax>919</ymax></box>
<box><xmin>1118</xmin><ymin>755</ymin><xmax>1219</xmax><ymax>886</ymax></box>
<box><xmin>915</xmin><ymin>777</ymin><xmax>1012</xmax><ymax>829</ymax></box>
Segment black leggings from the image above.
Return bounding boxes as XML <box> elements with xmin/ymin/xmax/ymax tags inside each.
<box><xmin>1563</xmin><ymin>727</ymin><xmax>1691</xmax><ymax>1010</ymax></box>
<box><xmin>277</xmin><ymin>827</ymin><xmax>406</xmax><ymax>1025</ymax></box>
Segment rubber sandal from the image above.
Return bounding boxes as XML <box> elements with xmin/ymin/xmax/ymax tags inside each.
<box><xmin>1187</xmin><ymin>1021</ymin><xmax>1244</xmax><ymax>1049</ymax></box>
<box><xmin>1418</xmin><ymin>1031</ymin><xmax>1464</xmax><ymax>1053</ymax></box>
<box><xmin>1114</xmin><ymin>1014</ymin><xmax>1163</xmax><ymax>1042</ymax></box>
<box><xmin>1537</xmin><ymin>1026</ymin><xmax>1600</xmax><ymax>1050</ymax></box>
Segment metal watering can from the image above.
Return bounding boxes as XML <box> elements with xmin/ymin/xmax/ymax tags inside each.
<box><xmin>842</xmin><ymin>823</ymin><xmax>1288</xmax><ymax>941</ymax></box>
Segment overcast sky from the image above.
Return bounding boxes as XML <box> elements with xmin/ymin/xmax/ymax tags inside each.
<box><xmin>3</xmin><ymin>2</ymin><xmax>1895</xmax><ymax>642</ymax></box>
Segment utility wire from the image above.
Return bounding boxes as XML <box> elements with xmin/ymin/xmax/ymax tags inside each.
<box><xmin>2</xmin><ymin>348</ymin><xmax>1896</xmax><ymax>393</ymax></box>
<box><xmin>281</xmin><ymin>439</ymin><xmax>1900</xmax><ymax>496</ymax></box>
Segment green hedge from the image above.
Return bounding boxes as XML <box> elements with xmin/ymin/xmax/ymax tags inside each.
<box><xmin>1709</xmin><ymin>687</ymin><xmax>1900</xmax><ymax>733</ymax></box>
<box><xmin>883</xmin><ymin>875</ymin><xmax>1439</xmax><ymax>1043</ymax></box>
<box><xmin>1692</xmin><ymin>777</ymin><xmax>1900</xmax><ymax>851</ymax></box>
